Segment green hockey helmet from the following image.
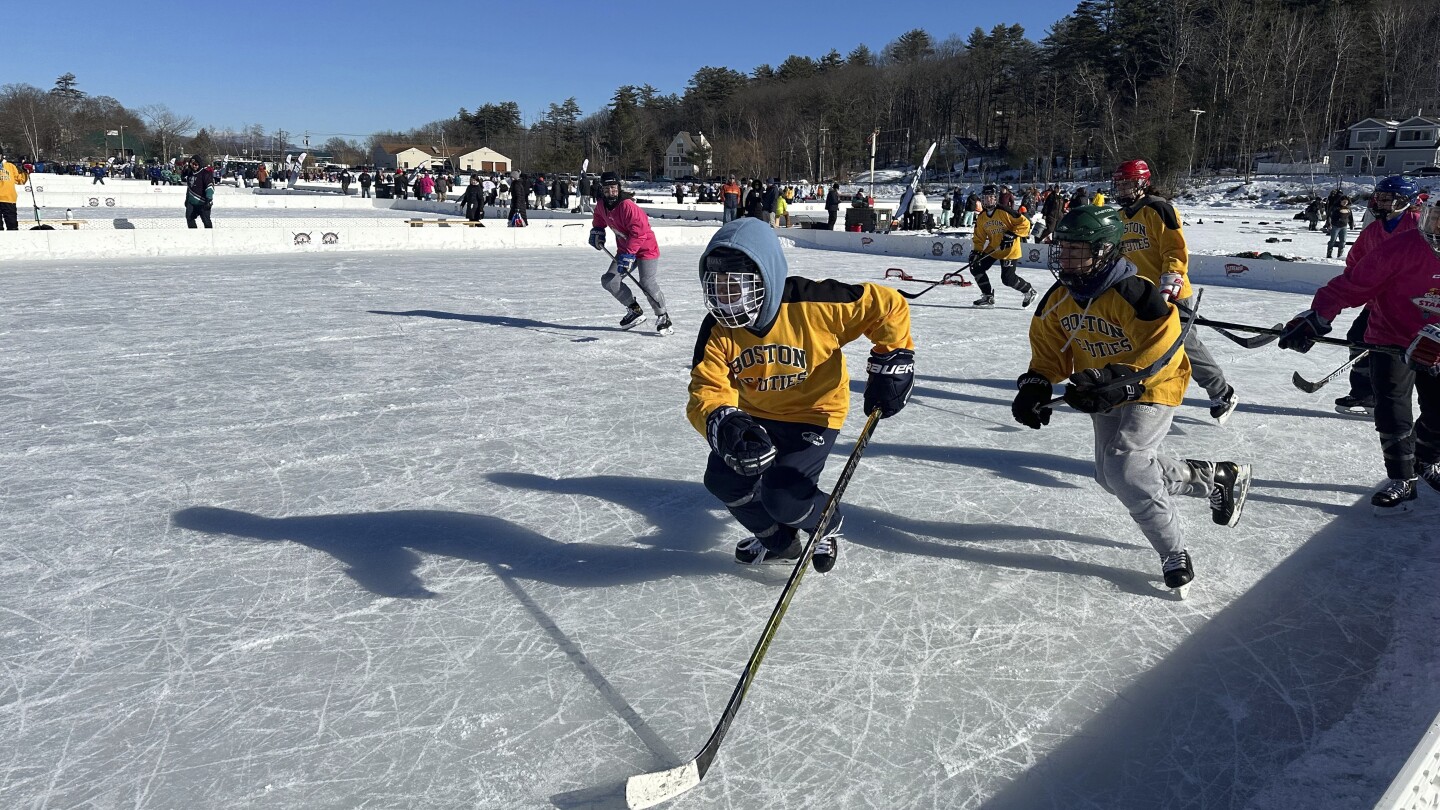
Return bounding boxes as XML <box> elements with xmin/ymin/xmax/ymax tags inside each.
<box><xmin>1049</xmin><ymin>205</ymin><xmax>1126</xmax><ymax>288</ymax></box>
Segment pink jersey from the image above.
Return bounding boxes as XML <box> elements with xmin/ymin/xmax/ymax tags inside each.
<box><xmin>1346</xmin><ymin>208</ymin><xmax>1419</xmax><ymax>270</ymax></box>
<box><xmin>1313</xmin><ymin>228</ymin><xmax>1440</xmax><ymax>347</ymax></box>
<box><xmin>592</xmin><ymin>198</ymin><xmax>659</xmax><ymax>259</ymax></box>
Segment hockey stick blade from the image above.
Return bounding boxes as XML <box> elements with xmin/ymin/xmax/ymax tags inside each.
<box><xmin>1292</xmin><ymin>350</ymin><xmax>1368</xmax><ymax>394</ymax></box>
<box><xmin>622</xmin><ymin>411</ymin><xmax>882</xmax><ymax>809</ymax></box>
<box><xmin>1292</xmin><ymin>371</ymin><xmax>1322</xmax><ymax>394</ymax></box>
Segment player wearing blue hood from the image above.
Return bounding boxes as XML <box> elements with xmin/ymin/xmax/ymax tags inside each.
<box><xmin>686</xmin><ymin>219</ymin><xmax>915</xmax><ymax>573</ymax></box>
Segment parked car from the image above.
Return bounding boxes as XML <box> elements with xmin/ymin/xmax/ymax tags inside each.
<box><xmin>1404</xmin><ymin>165</ymin><xmax>1440</xmax><ymax>177</ymax></box>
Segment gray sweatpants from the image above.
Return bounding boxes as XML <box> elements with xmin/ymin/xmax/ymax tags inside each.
<box><xmin>1178</xmin><ymin>292</ymin><xmax>1228</xmax><ymax>400</ymax></box>
<box><xmin>601</xmin><ymin>257</ymin><xmax>667</xmax><ymax>315</ymax></box>
<box><xmin>1091</xmin><ymin>403</ymin><xmax>1216</xmax><ymax>557</ymax></box>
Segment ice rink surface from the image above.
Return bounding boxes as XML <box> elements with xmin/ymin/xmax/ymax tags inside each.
<box><xmin>3</xmin><ymin>244</ymin><xmax>1438</xmax><ymax>809</ymax></box>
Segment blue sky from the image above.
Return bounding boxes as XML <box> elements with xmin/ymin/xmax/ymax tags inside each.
<box><xmin>13</xmin><ymin>0</ymin><xmax>1077</xmax><ymax>142</ymax></box>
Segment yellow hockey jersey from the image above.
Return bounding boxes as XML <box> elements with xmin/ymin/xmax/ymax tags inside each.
<box><xmin>972</xmin><ymin>206</ymin><xmax>1031</xmax><ymax>260</ymax></box>
<box><xmin>1117</xmin><ymin>195</ymin><xmax>1191</xmax><ymax>299</ymax></box>
<box><xmin>0</xmin><ymin>160</ymin><xmax>29</xmax><ymax>205</ymax></box>
<box><xmin>688</xmin><ymin>278</ymin><xmax>913</xmax><ymax>432</ymax></box>
<box><xmin>1027</xmin><ymin>264</ymin><xmax>1191</xmax><ymax>407</ymax></box>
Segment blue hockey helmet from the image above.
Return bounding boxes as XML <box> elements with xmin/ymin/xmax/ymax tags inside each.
<box><xmin>1370</xmin><ymin>175</ymin><xmax>1420</xmax><ymax>217</ymax></box>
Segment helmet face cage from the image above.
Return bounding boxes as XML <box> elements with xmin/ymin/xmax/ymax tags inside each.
<box><xmin>1421</xmin><ymin>203</ymin><xmax>1440</xmax><ymax>257</ymax></box>
<box><xmin>1369</xmin><ymin>191</ymin><xmax>1411</xmax><ymax>218</ymax></box>
<box><xmin>702</xmin><ymin>250</ymin><xmax>765</xmax><ymax>328</ymax></box>
<box><xmin>1048</xmin><ymin>238</ymin><xmax>1120</xmax><ymax>281</ymax></box>
<box><xmin>1113</xmin><ymin>178</ymin><xmax>1144</xmax><ymax>203</ymax></box>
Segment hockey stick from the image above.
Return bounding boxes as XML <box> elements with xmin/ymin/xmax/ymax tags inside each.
<box><xmin>624</xmin><ymin>410</ymin><xmax>882</xmax><ymax>810</ymax></box>
<box><xmin>25</xmin><ymin>174</ymin><xmax>54</xmax><ymax>231</ymax></box>
<box><xmin>896</xmin><ymin>247</ymin><xmax>1000</xmax><ymax>300</ymax></box>
<box><xmin>1292</xmin><ymin>350</ymin><xmax>1368</xmax><ymax>393</ymax></box>
<box><xmin>1185</xmin><ymin>314</ymin><xmax>1401</xmax><ymax>354</ymax></box>
<box><xmin>884</xmin><ymin>267</ymin><xmax>973</xmax><ymax>288</ymax></box>
<box><xmin>1045</xmin><ymin>289</ymin><xmax>1203</xmax><ymax>407</ymax></box>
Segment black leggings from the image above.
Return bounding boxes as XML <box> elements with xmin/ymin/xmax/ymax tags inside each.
<box><xmin>1345</xmin><ymin>308</ymin><xmax>1373</xmax><ymax>400</ymax></box>
<box><xmin>1369</xmin><ymin>349</ymin><xmax>1440</xmax><ymax>479</ymax></box>
<box><xmin>972</xmin><ymin>257</ymin><xmax>1032</xmax><ymax>296</ymax></box>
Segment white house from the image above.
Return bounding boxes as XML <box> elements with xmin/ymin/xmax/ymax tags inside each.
<box><xmin>449</xmin><ymin>146</ymin><xmax>511</xmax><ymax>174</ymax></box>
<box><xmin>661</xmin><ymin>131</ymin><xmax>711</xmax><ymax>179</ymax></box>
<box><xmin>372</xmin><ymin>143</ymin><xmax>436</xmax><ymax>171</ymax></box>
<box><xmin>1330</xmin><ymin>116</ymin><xmax>1440</xmax><ymax>175</ymax></box>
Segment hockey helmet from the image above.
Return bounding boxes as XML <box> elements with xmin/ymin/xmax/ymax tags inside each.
<box><xmin>1370</xmin><ymin>175</ymin><xmax>1420</xmax><ymax>218</ymax></box>
<box><xmin>1050</xmin><ymin>205</ymin><xmax>1126</xmax><ymax>294</ymax></box>
<box><xmin>980</xmin><ymin>184</ymin><xmax>999</xmax><ymax>210</ymax></box>
<box><xmin>1112</xmin><ymin>159</ymin><xmax>1152</xmax><ymax>203</ymax></box>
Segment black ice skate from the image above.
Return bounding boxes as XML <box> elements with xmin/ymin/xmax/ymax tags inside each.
<box><xmin>655</xmin><ymin>313</ymin><xmax>674</xmax><ymax>336</ymax></box>
<box><xmin>810</xmin><ymin>516</ymin><xmax>844</xmax><ymax>574</ymax></box>
<box><xmin>1208</xmin><ymin>461</ymin><xmax>1252</xmax><ymax>527</ymax></box>
<box><xmin>618</xmin><ymin>302</ymin><xmax>647</xmax><ymax>331</ymax></box>
<box><xmin>1161</xmin><ymin>549</ymin><xmax>1194</xmax><ymax>597</ymax></box>
<box><xmin>1422</xmin><ymin>463</ymin><xmax>1440</xmax><ymax>495</ymax></box>
<box><xmin>1333</xmin><ymin>394</ymin><xmax>1375</xmax><ymax>417</ymax></box>
<box><xmin>1021</xmin><ymin>288</ymin><xmax>1037</xmax><ymax>308</ymax></box>
<box><xmin>1371</xmin><ymin>478</ymin><xmax>1418</xmax><ymax>515</ymax></box>
<box><xmin>1209</xmin><ymin>385</ymin><xmax>1238</xmax><ymax>425</ymax></box>
<box><xmin>735</xmin><ymin>531</ymin><xmax>802</xmax><ymax>565</ymax></box>
<box><xmin>973</xmin><ymin>293</ymin><xmax>995</xmax><ymax>308</ymax></box>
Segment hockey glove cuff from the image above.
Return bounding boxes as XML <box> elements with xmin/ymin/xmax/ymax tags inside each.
<box><xmin>1406</xmin><ymin>324</ymin><xmax>1440</xmax><ymax>376</ymax></box>
<box><xmin>1277</xmin><ymin>309</ymin><xmax>1332</xmax><ymax>353</ymax></box>
<box><xmin>706</xmin><ymin>407</ymin><xmax>777</xmax><ymax>476</ymax></box>
<box><xmin>1063</xmin><ymin>364</ymin><xmax>1146</xmax><ymax>413</ymax></box>
<box><xmin>588</xmin><ymin>228</ymin><xmax>606</xmax><ymax>250</ymax></box>
<box><xmin>1158</xmin><ymin>272</ymin><xmax>1184</xmax><ymax>302</ymax></box>
<box><xmin>863</xmin><ymin>348</ymin><xmax>915</xmax><ymax>418</ymax></box>
<box><xmin>1012</xmin><ymin>372</ymin><xmax>1054</xmax><ymax>429</ymax></box>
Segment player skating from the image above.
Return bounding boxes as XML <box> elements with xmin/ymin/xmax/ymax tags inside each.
<box><xmin>1011</xmin><ymin>206</ymin><xmax>1251</xmax><ymax>596</ymax></box>
<box><xmin>1112</xmin><ymin>159</ymin><xmax>1238</xmax><ymax>424</ymax></box>
<box><xmin>1278</xmin><ymin>194</ymin><xmax>1440</xmax><ymax>515</ymax></box>
<box><xmin>589</xmin><ymin>171</ymin><xmax>673</xmax><ymax>335</ymax></box>
<box><xmin>970</xmin><ymin>184</ymin><xmax>1036</xmax><ymax>308</ymax></box>
<box><xmin>687</xmin><ymin>218</ymin><xmax>915</xmax><ymax>573</ymax></box>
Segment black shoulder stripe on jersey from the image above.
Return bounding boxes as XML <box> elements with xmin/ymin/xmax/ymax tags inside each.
<box><xmin>1143</xmin><ymin>196</ymin><xmax>1181</xmax><ymax>230</ymax></box>
<box><xmin>1113</xmin><ymin>276</ymin><xmax>1171</xmax><ymax>321</ymax></box>
<box><xmin>782</xmin><ymin>276</ymin><xmax>865</xmax><ymax>304</ymax></box>
<box><xmin>692</xmin><ymin>314</ymin><xmax>718</xmax><ymax>368</ymax></box>
<box><xmin>1033</xmin><ymin>281</ymin><xmax>1065</xmax><ymax>316</ymax></box>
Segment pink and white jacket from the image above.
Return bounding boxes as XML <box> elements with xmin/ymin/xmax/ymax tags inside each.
<box><xmin>592</xmin><ymin>197</ymin><xmax>659</xmax><ymax>259</ymax></box>
<box><xmin>1346</xmin><ymin>208</ymin><xmax>1419</xmax><ymax>270</ymax></box>
<box><xmin>1313</xmin><ymin>228</ymin><xmax>1440</xmax><ymax>347</ymax></box>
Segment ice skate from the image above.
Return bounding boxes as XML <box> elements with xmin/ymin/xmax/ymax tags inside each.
<box><xmin>972</xmin><ymin>293</ymin><xmax>995</xmax><ymax>308</ymax></box>
<box><xmin>1421</xmin><ymin>463</ymin><xmax>1440</xmax><ymax>495</ymax></box>
<box><xmin>1371</xmin><ymin>477</ymin><xmax>1418</xmax><ymax>515</ymax></box>
<box><xmin>1209</xmin><ymin>385</ymin><xmax>1238</xmax><ymax>425</ymax></box>
<box><xmin>1333</xmin><ymin>394</ymin><xmax>1375</xmax><ymax>417</ymax></box>
<box><xmin>1021</xmin><ymin>287</ymin><xmax>1037</xmax><ymax>308</ymax></box>
<box><xmin>1161</xmin><ymin>550</ymin><xmax>1194</xmax><ymax>598</ymax></box>
<box><xmin>655</xmin><ymin>313</ymin><xmax>674</xmax><ymax>336</ymax></box>
<box><xmin>618</xmin><ymin>302</ymin><xmax>646</xmax><ymax>331</ymax></box>
<box><xmin>810</xmin><ymin>516</ymin><xmax>844</xmax><ymax>574</ymax></box>
<box><xmin>1209</xmin><ymin>461</ymin><xmax>1252</xmax><ymax>527</ymax></box>
<box><xmin>735</xmin><ymin>530</ymin><xmax>802</xmax><ymax>565</ymax></box>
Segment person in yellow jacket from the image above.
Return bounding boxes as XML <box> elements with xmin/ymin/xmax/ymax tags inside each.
<box><xmin>688</xmin><ymin>217</ymin><xmax>914</xmax><ymax>573</ymax></box>
<box><xmin>1009</xmin><ymin>205</ymin><xmax>1251</xmax><ymax>594</ymax></box>
<box><xmin>1112</xmin><ymin>159</ymin><xmax>1237</xmax><ymax>423</ymax></box>
<box><xmin>970</xmin><ymin>184</ymin><xmax>1036</xmax><ymax>308</ymax></box>
<box><xmin>0</xmin><ymin>150</ymin><xmax>31</xmax><ymax>231</ymax></box>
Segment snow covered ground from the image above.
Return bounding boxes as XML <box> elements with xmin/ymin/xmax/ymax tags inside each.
<box><xmin>3</xmin><ymin>237</ymin><xmax>1438</xmax><ymax>809</ymax></box>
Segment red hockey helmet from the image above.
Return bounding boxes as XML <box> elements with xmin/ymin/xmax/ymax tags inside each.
<box><xmin>1112</xmin><ymin>159</ymin><xmax>1152</xmax><ymax>203</ymax></box>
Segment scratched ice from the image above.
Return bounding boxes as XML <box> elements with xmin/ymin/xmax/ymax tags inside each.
<box><xmin>1</xmin><ymin>243</ymin><xmax>1437</xmax><ymax>809</ymax></box>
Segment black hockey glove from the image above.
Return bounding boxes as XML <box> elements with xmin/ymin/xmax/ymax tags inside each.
<box><xmin>588</xmin><ymin>227</ymin><xmax>606</xmax><ymax>250</ymax></box>
<box><xmin>863</xmin><ymin>348</ymin><xmax>915</xmax><ymax>418</ymax></box>
<box><xmin>967</xmin><ymin>250</ymin><xmax>980</xmax><ymax>264</ymax></box>
<box><xmin>1277</xmin><ymin>309</ymin><xmax>1331</xmax><ymax>353</ymax></box>
<box><xmin>1000</xmin><ymin>234</ymin><xmax>1016</xmax><ymax>251</ymax></box>
<box><xmin>1011</xmin><ymin>372</ymin><xmax>1053</xmax><ymax>429</ymax></box>
<box><xmin>706</xmin><ymin>406</ymin><xmax>777</xmax><ymax>476</ymax></box>
<box><xmin>1062</xmin><ymin>364</ymin><xmax>1146</xmax><ymax>413</ymax></box>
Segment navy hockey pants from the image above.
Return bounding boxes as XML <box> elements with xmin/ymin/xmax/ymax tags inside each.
<box><xmin>704</xmin><ymin>417</ymin><xmax>839</xmax><ymax>552</ymax></box>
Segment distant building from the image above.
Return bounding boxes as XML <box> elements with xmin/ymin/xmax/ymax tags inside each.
<box><xmin>1329</xmin><ymin>116</ymin><xmax>1440</xmax><ymax>175</ymax></box>
<box><xmin>372</xmin><ymin>143</ymin><xmax>436</xmax><ymax>171</ymax></box>
<box><xmin>449</xmin><ymin>147</ymin><xmax>511</xmax><ymax>174</ymax></box>
<box><xmin>662</xmin><ymin>131</ymin><xmax>711</xmax><ymax>179</ymax></box>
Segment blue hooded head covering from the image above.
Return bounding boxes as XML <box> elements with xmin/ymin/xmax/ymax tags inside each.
<box><xmin>698</xmin><ymin>218</ymin><xmax>789</xmax><ymax>334</ymax></box>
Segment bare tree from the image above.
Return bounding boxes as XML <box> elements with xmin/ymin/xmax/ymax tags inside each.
<box><xmin>141</xmin><ymin>104</ymin><xmax>195</xmax><ymax>162</ymax></box>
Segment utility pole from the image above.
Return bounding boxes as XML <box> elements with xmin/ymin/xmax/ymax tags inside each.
<box><xmin>1188</xmin><ymin>109</ymin><xmax>1206</xmax><ymax>182</ymax></box>
<box><xmin>869</xmin><ymin>129</ymin><xmax>878</xmax><ymax>203</ymax></box>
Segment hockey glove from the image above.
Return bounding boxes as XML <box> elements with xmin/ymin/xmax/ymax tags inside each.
<box><xmin>706</xmin><ymin>406</ymin><xmax>777</xmax><ymax>476</ymax></box>
<box><xmin>1011</xmin><ymin>372</ymin><xmax>1053</xmax><ymax>429</ymax></box>
<box><xmin>616</xmin><ymin>253</ymin><xmax>638</xmax><ymax>276</ymax></box>
<box><xmin>1062</xmin><ymin>364</ymin><xmax>1146</xmax><ymax>413</ymax></box>
<box><xmin>967</xmin><ymin>250</ymin><xmax>981</xmax><ymax>264</ymax></box>
<box><xmin>1405</xmin><ymin>323</ymin><xmax>1440</xmax><ymax>376</ymax></box>
<box><xmin>588</xmin><ymin>227</ymin><xmax>606</xmax><ymax>250</ymax></box>
<box><xmin>1000</xmin><ymin>234</ymin><xmax>1016</xmax><ymax>251</ymax></box>
<box><xmin>1277</xmin><ymin>309</ymin><xmax>1331</xmax><ymax>353</ymax></box>
<box><xmin>1158</xmin><ymin>272</ymin><xmax>1184</xmax><ymax>302</ymax></box>
<box><xmin>863</xmin><ymin>348</ymin><xmax>915</xmax><ymax>418</ymax></box>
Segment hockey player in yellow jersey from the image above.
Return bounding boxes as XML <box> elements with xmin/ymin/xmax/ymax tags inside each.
<box><xmin>1112</xmin><ymin>159</ymin><xmax>1237</xmax><ymax>424</ymax></box>
<box><xmin>1010</xmin><ymin>206</ymin><xmax>1251</xmax><ymax>595</ymax></box>
<box><xmin>688</xmin><ymin>218</ymin><xmax>915</xmax><ymax>573</ymax></box>
<box><xmin>970</xmin><ymin>184</ymin><xmax>1037</xmax><ymax>308</ymax></box>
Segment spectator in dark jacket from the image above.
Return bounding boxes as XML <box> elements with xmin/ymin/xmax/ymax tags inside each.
<box><xmin>762</xmin><ymin>181</ymin><xmax>779</xmax><ymax>224</ymax></box>
<box><xmin>825</xmin><ymin>183</ymin><xmax>841</xmax><ymax>229</ymax></box>
<box><xmin>184</xmin><ymin>156</ymin><xmax>216</xmax><ymax>229</ymax></box>
<box><xmin>1041</xmin><ymin>185</ymin><xmax>1066</xmax><ymax>242</ymax></box>
<box><xmin>359</xmin><ymin>171</ymin><xmax>372</xmax><ymax>198</ymax></box>
<box><xmin>460</xmin><ymin>175</ymin><xmax>486</xmax><ymax>222</ymax></box>
<box><xmin>1325</xmin><ymin>195</ymin><xmax>1354</xmax><ymax>258</ymax></box>
<box><xmin>393</xmin><ymin>170</ymin><xmax>407</xmax><ymax>199</ymax></box>
<box><xmin>744</xmin><ymin>180</ymin><xmax>767</xmax><ymax>219</ymax></box>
